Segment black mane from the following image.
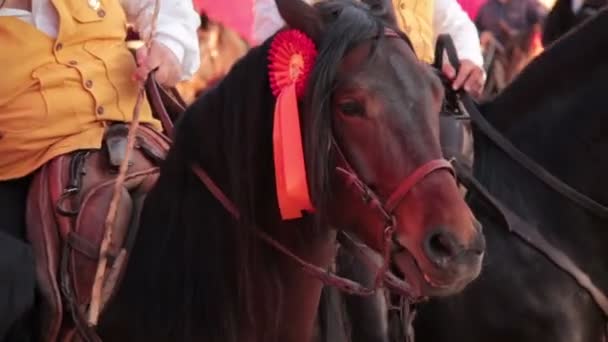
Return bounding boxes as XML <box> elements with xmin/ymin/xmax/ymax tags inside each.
<box><xmin>100</xmin><ymin>1</ymin><xmax>397</xmax><ymax>341</ymax></box>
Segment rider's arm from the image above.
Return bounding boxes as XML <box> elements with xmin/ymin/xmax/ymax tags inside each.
<box><xmin>123</xmin><ymin>0</ymin><xmax>201</xmax><ymax>80</ymax></box>
<box><xmin>433</xmin><ymin>0</ymin><xmax>484</xmax><ymax>68</ymax></box>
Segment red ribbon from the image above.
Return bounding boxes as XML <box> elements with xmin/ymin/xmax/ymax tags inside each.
<box><xmin>273</xmin><ymin>83</ymin><xmax>314</xmax><ymax>219</ymax></box>
<box><xmin>268</xmin><ymin>29</ymin><xmax>318</xmax><ymax>220</ymax></box>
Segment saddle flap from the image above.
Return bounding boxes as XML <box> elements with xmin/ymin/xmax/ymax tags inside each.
<box><xmin>26</xmin><ymin>125</ymin><xmax>171</xmax><ymax>341</ymax></box>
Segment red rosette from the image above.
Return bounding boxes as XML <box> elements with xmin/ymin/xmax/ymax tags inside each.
<box><xmin>268</xmin><ymin>29</ymin><xmax>318</xmax><ymax>99</ymax></box>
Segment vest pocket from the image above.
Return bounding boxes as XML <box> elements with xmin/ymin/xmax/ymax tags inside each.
<box><xmin>24</xmin><ymin>65</ymin><xmax>78</xmax><ymax>131</ymax></box>
<box><xmin>0</xmin><ymin>78</ymin><xmax>50</xmax><ymax>133</ymax></box>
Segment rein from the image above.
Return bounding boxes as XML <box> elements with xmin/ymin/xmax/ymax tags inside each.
<box><xmin>189</xmin><ymin>28</ymin><xmax>453</xmax><ymax>298</ymax></box>
<box><xmin>190</xmin><ymin>140</ymin><xmax>452</xmax><ymax>297</ymax></box>
<box><xmin>434</xmin><ymin>34</ymin><xmax>608</xmax><ymax>331</ymax></box>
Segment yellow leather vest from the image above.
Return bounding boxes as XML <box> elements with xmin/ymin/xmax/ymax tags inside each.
<box><xmin>0</xmin><ymin>0</ymin><xmax>159</xmax><ymax>180</ymax></box>
<box><xmin>392</xmin><ymin>0</ymin><xmax>435</xmax><ymax>63</ymax></box>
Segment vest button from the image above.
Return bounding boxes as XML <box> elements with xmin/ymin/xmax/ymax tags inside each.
<box><xmin>85</xmin><ymin>80</ymin><xmax>94</xmax><ymax>88</ymax></box>
<box><xmin>97</xmin><ymin>9</ymin><xmax>106</xmax><ymax>18</ymax></box>
<box><xmin>55</xmin><ymin>43</ymin><xmax>63</xmax><ymax>51</ymax></box>
<box><xmin>97</xmin><ymin>106</ymin><xmax>105</xmax><ymax>115</ymax></box>
<box><xmin>400</xmin><ymin>2</ymin><xmax>406</xmax><ymax>9</ymax></box>
<box><xmin>68</xmin><ymin>60</ymin><xmax>78</xmax><ymax>66</ymax></box>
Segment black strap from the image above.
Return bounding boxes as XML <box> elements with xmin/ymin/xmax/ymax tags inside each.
<box><xmin>434</xmin><ymin>34</ymin><xmax>461</xmax><ymax>71</ymax></box>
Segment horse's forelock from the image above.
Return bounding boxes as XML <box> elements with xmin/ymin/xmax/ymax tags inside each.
<box><xmin>304</xmin><ymin>0</ymin><xmax>389</xmax><ymax>229</ymax></box>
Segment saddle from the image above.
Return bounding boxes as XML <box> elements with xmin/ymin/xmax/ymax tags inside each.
<box><xmin>26</xmin><ymin>76</ymin><xmax>183</xmax><ymax>342</ymax></box>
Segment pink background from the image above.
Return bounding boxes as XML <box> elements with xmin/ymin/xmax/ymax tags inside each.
<box><xmin>192</xmin><ymin>0</ymin><xmax>491</xmax><ymax>44</ymax></box>
<box><xmin>193</xmin><ymin>0</ymin><xmax>255</xmax><ymax>43</ymax></box>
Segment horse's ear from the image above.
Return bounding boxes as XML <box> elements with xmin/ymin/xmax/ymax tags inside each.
<box><xmin>275</xmin><ymin>0</ymin><xmax>323</xmax><ymax>42</ymax></box>
<box><xmin>360</xmin><ymin>0</ymin><xmax>397</xmax><ymax>26</ymax></box>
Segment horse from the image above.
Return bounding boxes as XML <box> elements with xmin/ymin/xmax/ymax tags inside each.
<box><xmin>542</xmin><ymin>0</ymin><xmax>608</xmax><ymax>47</ymax></box>
<box><xmin>175</xmin><ymin>11</ymin><xmax>249</xmax><ymax>105</ymax></box>
<box><xmin>20</xmin><ymin>0</ymin><xmax>485</xmax><ymax>341</ymax></box>
<box><xmin>411</xmin><ymin>7</ymin><xmax>608</xmax><ymax>342</ymax></box>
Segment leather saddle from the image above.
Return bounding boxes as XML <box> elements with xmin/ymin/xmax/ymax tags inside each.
<box><xmin>26</xmin><ymin>76</ymin><xmax>184</xmax><ymax>342</ymax></box>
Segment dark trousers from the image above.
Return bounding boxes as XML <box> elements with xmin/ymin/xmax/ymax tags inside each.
<box><xmin>0</xmin><ymin>177</ymin><xmax>36</xmax><ymax>341</ymax></box>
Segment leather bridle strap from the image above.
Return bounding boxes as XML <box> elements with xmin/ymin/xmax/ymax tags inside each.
<box><xmin>191</xmin><ymin>164</ymin><xmax>380</xmax><ymax>296</ymax></box>
<box><xmin>333</xmin><ymin>139</ymin><xmax>454</xmax><ymax>221</ymax></box>
<box><xmin>332</xmin><ymin>138</ymin><xmax>453</xmax><ymax>292</ymax></box>
<box><xmin>385</xmin><ymin>159</ymin><xmax>454</xmax><ymax>212</ymax></box>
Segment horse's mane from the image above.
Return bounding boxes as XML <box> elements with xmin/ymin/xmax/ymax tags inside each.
<box><xmin>105</xmin><ymin>1</ymin><xmax>393</xmax><ymax>341</ymax></box>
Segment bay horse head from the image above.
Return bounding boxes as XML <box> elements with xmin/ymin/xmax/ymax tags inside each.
<box><xmin>275</xmin><ymin>0</ymin><xmax>485</xmax><ymax>297</ymax></box>
<box><xmin>99</xmin><ymin>0</ymin><xmax>484</xmax><ymax>341</ymax></box>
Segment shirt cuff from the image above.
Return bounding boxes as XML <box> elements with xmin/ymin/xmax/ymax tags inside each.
<box><xmin>155</xmin><ymin>33</ymin><xmax>186</xmax><ymax>67</ymax></box>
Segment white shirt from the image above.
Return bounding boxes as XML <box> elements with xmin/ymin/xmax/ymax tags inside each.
<box><xmin>571</xmin><ymin>0</ymin><xmax>585</xmax><ymax>13</ymax></box>
<box><xmin>0</xmin><ymin>0</ymin><xmax>201</xmax><ymax>80</ymax></box>
<box><xmin>252</xmin><ymin>0</ymin><xmax>484</xmax><ymax>68</ymax></box>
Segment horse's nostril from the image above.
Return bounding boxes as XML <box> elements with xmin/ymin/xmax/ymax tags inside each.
<box><xmin>425</xmin><ymin>230</ymin><xmax>461</xmax><ymax>265</ymax></box>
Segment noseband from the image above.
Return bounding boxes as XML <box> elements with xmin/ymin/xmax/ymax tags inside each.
<box><xmin>190</xmin><ymin>28</ymin><xmax>455</xmax><ymax>297</ymax></box>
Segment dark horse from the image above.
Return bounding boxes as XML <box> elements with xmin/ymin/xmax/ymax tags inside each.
<box><xmin>90</xmin><ymin>0</ymin><xmax>484</xmax><ymax>341</ymax></box>
<box><xmin>543</xmin><ymin>0</ymin><xmax>607</xmax><ymax>47</ymax></box>
<box><xmin>413</xmin><ymin>7</ymin><xmax>608</xmax><ymax>342</ymax></box>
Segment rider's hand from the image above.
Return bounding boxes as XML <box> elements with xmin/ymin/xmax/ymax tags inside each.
<box><xmin>134</xmin><ymin>40</ymin><xmax>182</xmax><ymax>87</ymax></box>
<box><xmin>442</xmin><ymin>59</ymin><xmax>486</xmax><ymax>99</ymax></box>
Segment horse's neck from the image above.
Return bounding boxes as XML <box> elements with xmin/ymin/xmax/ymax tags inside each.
<box><xmin>273</xmin><ymin>228</ymin><xmax>339</xmax><ymax>342</ymax></box>
<box><xmin>474</xmin><ymin>83</ymin><xmax>608</xmax><ymax>283</ymax></box>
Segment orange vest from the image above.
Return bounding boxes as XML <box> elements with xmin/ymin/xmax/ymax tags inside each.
<box><xmin>392</xmin><ymin>0</ymin><xmax>435</xmax><ymax>63</ymax></box>
<box><xmin>0</xmin><ymin>0</ymin><xmax>159</xmax><ymax>180</ymax></box>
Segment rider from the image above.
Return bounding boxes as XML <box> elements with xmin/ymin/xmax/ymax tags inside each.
<box><xmin>0</xmin><ymin>0</ymin><xmax>199</xmax><ymax>340</ymax></box>
<box><xmin>253</xmin><ymin>0</ymin><xmax>486</xmax><ymax>97</ymax></box>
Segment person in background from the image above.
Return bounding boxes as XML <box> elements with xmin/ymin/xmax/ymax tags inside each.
<box><xmin>0</xmin><ymin>0</ymin><xmax>200</xmax><ymax>340</ymax></box>
<box><xmin>253</xmin><ymin>0</ymin><xmax>487</xmax><ymax>98</ymax></box>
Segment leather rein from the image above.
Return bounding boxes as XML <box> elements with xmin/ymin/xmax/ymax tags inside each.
<box><xmin>435</xmin><ymin>34</ymin><xmax>608</xmax><ymax>329</ymax></box>
<box><xmin>188</xmin><ymin>28</ymin><xmax>454</xmax><ymax>298</ymax></box>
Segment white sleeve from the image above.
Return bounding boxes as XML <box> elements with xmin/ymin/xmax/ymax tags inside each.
<box><xmin>252</xmin><ymin>0</ymin><xmax>315</xmax><ymax>45</ymax></box>
<box><xmin>433</xmin><ymin>0</ymin><xmax>484</xmax><ymax>68</ymax></box>
<box><xmin>252</xmin><ymin>0</ymin><xmax>286</xmax><ymax>45</ymax></box>
<box><xmin>571</xmin><ymin>0</ymin><xmax>584</xmax><ymax>13</ymax></box>
<box><xmin>122</xmin><ymin>0</ymin><xmax>201</xmax><ymax>80</ymax></box>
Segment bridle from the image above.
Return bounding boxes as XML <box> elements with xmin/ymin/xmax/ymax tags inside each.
<box><xmin>190</xmin><ymin>27</ymin><xmax>455</xmax><ymax>297</ymax></box>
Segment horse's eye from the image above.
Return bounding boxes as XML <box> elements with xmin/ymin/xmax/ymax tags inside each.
<box><xmin>338</xmin><ymin>101</ymin><xmax>366</xmax><ymax>117</ymax></box>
